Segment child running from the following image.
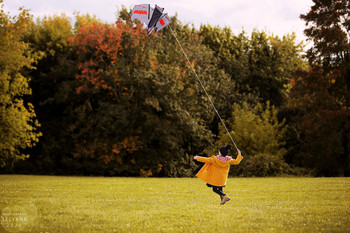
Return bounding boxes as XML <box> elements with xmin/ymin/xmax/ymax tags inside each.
<box><xmin>194</xmin><ymin>145</ymin><xmax>243</xmax><ymax>205</ymax></box>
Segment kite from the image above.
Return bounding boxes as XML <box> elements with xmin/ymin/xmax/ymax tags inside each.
<box><xmin>131</xmin><ymin>4</ymin><xmax>239</xmax><ymax>151</ymax></box>
<box><xmin>131</xmin><ymin>4</ymin><xmax>171</xmax><ymax>35</ymax></box>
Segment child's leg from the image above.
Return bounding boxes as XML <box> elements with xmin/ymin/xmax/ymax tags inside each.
<box><xmin>212</xmin><ymin>186</ymin><xmax>226</xmax><ymax>198</ymax></box>
<box><xmin>218</xmin><ymin>187</ymin><xmax>226</xmax><ymax>196</ymax></box>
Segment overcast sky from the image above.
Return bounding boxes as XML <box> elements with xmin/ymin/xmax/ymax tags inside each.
<box><xmin>3</xmin><ymin>0</ymin><xmax>314</xmax><ymax>47</ymax></box>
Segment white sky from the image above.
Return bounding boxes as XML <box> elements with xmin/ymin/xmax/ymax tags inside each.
<box><xmin>3</xmin><ymin>0</ymin><xmax>314</xmax><ymax>47</ymax></box>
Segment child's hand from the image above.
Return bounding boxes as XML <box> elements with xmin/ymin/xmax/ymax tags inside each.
<box><xmin>237</xmin><ymin>149</ymin><xmax>241</xmax><ymax>155</ymax></box>
<box><xmin>194</xmin><ymin>156</ymin><xmax>198</xmax><ymax>160</ymax></box>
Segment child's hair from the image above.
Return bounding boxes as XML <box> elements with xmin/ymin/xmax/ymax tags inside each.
<box><xmin>219</xmin><ymin>145</ymin><xmax>231</xmax><ymax>156</ymax></box>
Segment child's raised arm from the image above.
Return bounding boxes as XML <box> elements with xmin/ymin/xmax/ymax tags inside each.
<box><xmin>194</xmin><ymin>156</ymin><xmax>213</xmax><ymax>164</ymax></box>
<box><xmin>230</xmin><ymin>149</ymin><xmax>244</xmax><ymax>165</ymax></box>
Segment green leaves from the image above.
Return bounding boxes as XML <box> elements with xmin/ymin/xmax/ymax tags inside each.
<box><xmin>211</xmin><ymin>102</ymin><xmax>289</xmax><ymax>176</ymax></box>
<box><xmin>4</xmin><ymin>3</ymin><xmax>347</xmax><ymax>177</ymax></box>
<box><xmin>0</xmin><ymin>4</ymin><xmax>41</xmax><ymax>168</ymax></box>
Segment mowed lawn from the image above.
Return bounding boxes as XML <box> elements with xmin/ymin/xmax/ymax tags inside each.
<box><xmin>0</xmin><ymin>175</ymin><xmax>349</xmax><ymax>233</ymax></box>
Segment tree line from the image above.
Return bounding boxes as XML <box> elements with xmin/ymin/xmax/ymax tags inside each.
<box><xmin>1</xmin><ymin>0</ymin><xmax>349</xmax><ymax>177</ymax></box>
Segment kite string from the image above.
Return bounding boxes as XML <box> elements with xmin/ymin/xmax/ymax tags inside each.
<box><xmin>169</xmin><ymin>27</ymin><xmax>239</xmax><ymax>151</ymax></box>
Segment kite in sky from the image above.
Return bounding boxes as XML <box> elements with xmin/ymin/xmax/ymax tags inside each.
<box><xmin>131</xmin><ymin>4</ymin><xmax>171</xmax><ymax>35</ymax></box>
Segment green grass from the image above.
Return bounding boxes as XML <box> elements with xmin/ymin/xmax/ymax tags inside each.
<box><xmin>0</xmin><ymin>175</ymin><xmax>349</xmax><ymax>232</ymax></box>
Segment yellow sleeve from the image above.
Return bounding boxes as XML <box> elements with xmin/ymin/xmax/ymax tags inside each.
<box><xmin>196</xmin><ymin>156</ymin><xmax>213</xmax><ymax>164</ymax></box>
<box><xmin>230</xmin><ymin>154</ymin><xmax>243</xmax><ymax>165</ymax></box>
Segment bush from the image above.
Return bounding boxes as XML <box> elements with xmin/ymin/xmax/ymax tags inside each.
<box><xmin>211</xmin><ymin>102</ymin><xmax>292</xmax><ymax>176</ymax></box>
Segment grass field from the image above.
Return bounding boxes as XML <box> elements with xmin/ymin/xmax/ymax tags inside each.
<box><xmin>0</xmin><ymin>175</ymin><xmax>349</xmax><ymax>233</ymax></box>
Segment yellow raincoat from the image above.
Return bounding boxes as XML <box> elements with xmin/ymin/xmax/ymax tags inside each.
<box><xmin>195</xmin><ymin>154</ymin><xmax>243</xmax><ymax>187</ymax></box>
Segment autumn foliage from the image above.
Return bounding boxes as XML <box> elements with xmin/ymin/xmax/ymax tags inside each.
<box><xmin>0</xmin><ymin>2</ymin><xmax>42</xmax><ymax>168</ymax></box>
<box><xmin>66</xmin><ymin>20</ymin><xmax>146</xmax><ymax>168</ymax></box>
<box><xmin>71</xmin><ymin>21</ymin><xmax>145</xmax><ymax>95</ymax></box>
<box><xmin>1</xmin><ymin>2</ymin><xmax>349</xmax><ymax>176</ymax></box>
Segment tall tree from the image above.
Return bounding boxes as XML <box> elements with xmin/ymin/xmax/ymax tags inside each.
<box><xmin>300</xmin><ymin>0</ymin><xmax>350</xmax><ymax>70</ymax></box>
<box><xmin>64</xmin><ymin>12</ymin><xmax>224</xmax><ymax>176</ymax></box>
<box><xmin>290</xmin><ymin>67</ymin><xmax>349</xmax><ymax>176</ymax></box>
<box><xmin>300</xmin><ymin>0</ymin><xmax>350</xmax><ymax>105</ymax></box>
<box><xmin>289</xmin><ymin>0</ymin><xmax>350</xmax><ymax>176</ymax></box>
<box><xmin>247</xmin><ymin>31</ymin><xmax>307</xmax><ymax>107</ymax></box>
<box><xmin>199</xmin><ymin>25</ymin><xmax>254</xmax><ymax>111</ymax></box>
<box><xmin>21</xmin><ymin>14</ymin><xmax>74</xmax><ymax>172</ymax></box>
<box><xmin>199</xmin><ymin>25</ymin><xmax>306</xmax><ymax>108</ymax></box>
<box><xmin>0</xmin><ymin>2</ymin><xmax>41</xmax><ymax>168</ymax></box>
<box><xmin>67</xmin><ymin>18</ymin><xmax>146</xmax><ymax>175</ymax></box>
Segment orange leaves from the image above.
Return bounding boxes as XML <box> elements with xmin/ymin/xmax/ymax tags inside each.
<box><xmin>107</xmin><ymin>136</ymin><xmax>142</xmax><ymax>165</ymax></box>
<box><xmin>66</xmin><ymin>19</ymin><xmax>149</xmax><ymax>168</ymax></box>
<box><xmin>70</xmin><ymin>20</ymin><xmax>144</xmax><ymax>95</ymax></box>
<box><xmin>73</xmin><ymin>139</ymin><xmax>99</xmax><ymax>159</ymax></box>
<box><xmin>186</xmin><ymin>87</ymin><xmax>195</xmax><ymax>95</ymax></box>
<box><xmin>104</xmin><ymin>155</ymin><xmax>114</xmax><ymax>165</ymax></box>
<box><xmin>73</xmin><ymin>136</ymin><xmax>142</xmax><ymax>165</ymax></box>
<box><xmin>72</xmin><ymin>21</ymin><xmax>121</xmax><ymax>94</ymax></box>
<box><xmin>72</xmin><ymin>20</ymin><xmax>142</xmax><ymax>63</ymax></box>
<box><xmin>112</xmin><ymin>136</ymin><xmax>142</xmax><ymax>156</ymax></box>
<box><xmin>75</xmin><ymin>59</ymin><xmax>112</xmax><ymax>94</ymax></box>
<box><xmin>149</xmin><ymin>59</ymin><xmax>158</xmax><ymax>70</ymax></box>
<box><xmin>140</xmin><ymin>169</ymin><xmax>152</xmax><ymax>177</ymax></box>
